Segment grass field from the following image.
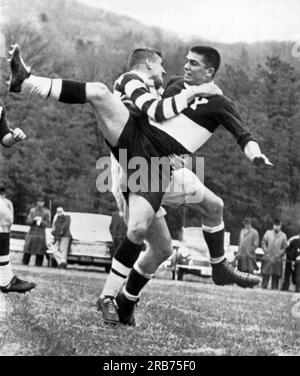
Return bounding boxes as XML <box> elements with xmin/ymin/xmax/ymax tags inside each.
<box><xmin>0</xmin><ymin>260</ymin><xmax>300</xmax><ymax>356</ymax></box>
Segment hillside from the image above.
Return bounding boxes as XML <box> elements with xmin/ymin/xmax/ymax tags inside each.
<box><xmin>1</xmin><ymin>0</ymin><xmax>298</xmax><ymax>78</ymax></box>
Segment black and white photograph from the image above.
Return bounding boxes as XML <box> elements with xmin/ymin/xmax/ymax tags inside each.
<box><xmin>0</xmin><ymin>0</ymin><xmax>300</xmax><ymax>359</ymax></box>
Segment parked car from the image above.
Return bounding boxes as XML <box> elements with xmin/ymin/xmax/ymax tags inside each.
<box><xmin>169</xmin><ymin>227</ymin><xmax>234</xmax><ymax>280</ymax></box>
<box><xmin>47</xmin><ymin>212</ymin><xmax>113</xmax><ymax>272</ymax></box>
<box><xmin>10</xmin><ymin>212</ymin><xmax>113</xmax><ymax>272</ymax></box>
<box><xmin>10</xmin><ymin>224</ymin><xmax>30</xmax><ymax>252</ymax></box>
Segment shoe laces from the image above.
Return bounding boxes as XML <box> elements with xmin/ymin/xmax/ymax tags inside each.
<box><xmin>104</xmin><ymin>297</ymin><xmax>118</xmax><ymax>314</ymax></box>
<box><xmin>225</xmin><ymin>262</ymin><xmax>251</xmax><ymax>280</ymax></box>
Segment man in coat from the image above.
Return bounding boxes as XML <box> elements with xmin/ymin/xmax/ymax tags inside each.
<box><xmin>261</xmin><ymin>219</ymin><xmax>288</xmax><ymax>290</ymax></box>
<box><xmin>237</xmin><ymin>217</ymin><xmax>259</xmax><ymax>274</ymax></box>
<box><xmin>51</xmin><ymin>207</ymin><xmax>72</xmax><ymax>269</ymax></box>
<box><xmin>22</xmin><ymin>197</ymin><xmax>51</xmax><ymax>267</ymax></box>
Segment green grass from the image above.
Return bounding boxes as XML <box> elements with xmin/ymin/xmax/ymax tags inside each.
<box><xmin>0</xmin><ymin>261</ymin><xmax>300</xmax><ymax>356</ymax></box>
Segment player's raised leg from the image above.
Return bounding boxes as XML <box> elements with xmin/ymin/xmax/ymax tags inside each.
<box><xmin>7</xmin><ymin>44</ymin><xmax>129</xmax><ymax>146</ymax></box>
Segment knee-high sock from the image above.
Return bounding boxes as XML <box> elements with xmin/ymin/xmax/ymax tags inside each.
<box><xmin>202</xmin><ymin>222</ymin><xmax>226</xmax><ymax>264</ymax></box>
<box><xmin>124</xmin><ymin>261</ymin><xmax>154</xmax><ymax>299</ymax></box>
<box><xmin>21</xmin><ymin>75</ymin><xmax>86</xmax><ymax>103</ymax></box>
<box><xmin>101</xmin><ymin>236</ymin><xmax>144</xmax><ymax>298</ymax></box>
<box><xmin>0</xmin><ymin>234</ymin><xmax>13</xmax><ymax>287</ymax></box>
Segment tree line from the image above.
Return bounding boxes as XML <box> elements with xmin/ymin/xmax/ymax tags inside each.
<box><xmin>1</xmin><ymin>0</ymin><xmax>300</xmax><ymax>243</ymax></box>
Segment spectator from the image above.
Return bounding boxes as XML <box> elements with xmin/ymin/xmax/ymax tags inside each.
<box><xmin>237</xmin><ymin>217</ymin><xmax>259</xmax><ymax>274</ymax></box>
<box><xmin>22</xmin><ymin>196</ymin><xmax>51</xmax><ymax>267</ymax></box>
<box><xmin>261</xmin><ymin>219</ymin><xmax>288</xmax><ymax>290</ymax></box>
<box><xmin>51</xmin><ymin>207</ymin><xmax>72</xmax><ymax>269</ymax></box>
<box><xmin>109</xmin><ymin>211</ymin><xmax>127</xmax><ymax>258</ymax></box>
<box><xmin>282</xmin><ymin>232</ymin><xmax>300</xmax><ymax>292</ymax></box>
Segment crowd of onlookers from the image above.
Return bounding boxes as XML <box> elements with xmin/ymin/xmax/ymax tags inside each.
<box><xmin>11</xmin><ymin>195</ymin><xmax>300</xmax><ymax>293</ymax></box>
<box><xmin>237</xmin><ymin>217</ymin><xmax>300</xmax><ymax>292</ymax></box>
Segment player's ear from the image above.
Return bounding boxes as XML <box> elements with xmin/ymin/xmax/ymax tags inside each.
<box><xmin>206</xmin><ymin>67</ymin><xmax>215</xmax><ymax>78</ymax></box>
<box><xmin>146</xmin><ymin>58</ymin><xmax>152</xmax><ymax>70</ymax></box>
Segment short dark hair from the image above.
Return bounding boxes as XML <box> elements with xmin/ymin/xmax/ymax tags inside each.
<box><xmin>128</xmin><ymin>48</ymin><xmax>162</xmax><ymax>70</ymax></box>
<box><xmin>273</xmin><ymin>218</ymin><xmax>282</xmax><ymax>225</ymax></box>
<box><xmin>190</xmin><ymin>46</ymin><xmax>221</xmax><ymax>76</ymax></box>
<box><xmin>0</xmin><ymin>184</ymin><xmax>6</xmax><ymax>194</ymax></box>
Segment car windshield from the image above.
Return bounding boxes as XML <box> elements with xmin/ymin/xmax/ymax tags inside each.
<box><xmin>65</xmin><ymin>212</ymin><xmax>112</xmax><ymax>242</ymax></box>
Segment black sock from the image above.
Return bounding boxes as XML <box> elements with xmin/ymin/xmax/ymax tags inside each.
<box><xmin>0</xmin><ymin>233</ymin><xmax>10</xmax><ymax>264</ymax></box>
<box><xmin>114</xmin><ymin>236</ymin><xmax>144</xmax><ymax>269</ymax></box>
<box><xmin>126</xmin><ymin>267</ymin><xmax>150</xmax><ymax>296</ymax></box>
<box><xmin>59</xmin><ymin>80</ymin><xmax>86</xmax><ymax>104</ymax></box>
<box><xmin>203</xmin><ymin>229</ymin><xmax>225</xmax><ymax>259</ymax></box>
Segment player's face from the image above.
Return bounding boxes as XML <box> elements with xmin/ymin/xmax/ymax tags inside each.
<box><xmin>149</xmin><ymin>55</ymin><xmax>166</xmax><ymax>88</ymax></box>
<box><xmin>184</xmin><ymin>52</ymin><xmax>214</xmax><ymax>85</ymax></box>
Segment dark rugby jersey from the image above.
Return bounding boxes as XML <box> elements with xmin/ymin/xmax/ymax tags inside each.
<box><xmin>149</xmin><ymin>76</ymin><xmax>256</xmax><ymax>153</ymax></box>
<box><xmin>114</xmin><ymin>71</ymin><xmax>188</xmax><ymax>122</ymax></box>
<box><xmin>0</xmin><ymin>102</ymin><xmax>11</xmax><ymax>146</ymax></box>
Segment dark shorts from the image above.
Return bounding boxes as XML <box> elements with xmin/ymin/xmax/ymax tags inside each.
<box><xmin>109</xmin><ymin>114</ymin><xmax>188</xmax><ymax>212</ymax></box>
<box><xmin>0</xmin><ymin>232</ymin><xmax>10</xmax><ymax>258</ymax></box>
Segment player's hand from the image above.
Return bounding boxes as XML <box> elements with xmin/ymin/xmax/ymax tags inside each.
<box><xmin>169</xmin><ymin>154</ymin><xmax>186</xmax><ymax>170</ymax></box>
<box><xmin>252</xmin><ymin>154</ymin><xmax>274</xmax><ymax>168</ymax></box>
<box><xmin>12</xmin><ymin>128</ymin><xmax>26</xmax><ymax>142</ymax></box>
<box><xmin>121</xmin><ymin>95</ymin><xmax>142</xmax><ymax>117</ymax></box>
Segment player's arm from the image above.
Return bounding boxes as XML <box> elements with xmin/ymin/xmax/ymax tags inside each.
<box><xmin>6</xmin><ymin>199</ymin><xmax>14</xmax><ymax>222</ymax></box>
<box><xmin>117</xmin><ymin>74</ymin><xmax>216</xmax><ymax>122</ymax></box>
<box><xmin>217</xmin><ymin>99</ymin><xmax>273</xmax><ymax>167</ymax></box>
<box><xmin>2</xmin><ymin>128</ymin><xmax>26</xmax><ymax>147</ymax></box>
<box><xmin>0</xmin><ymin>106</ymin><xmax>26</xmax><ymax>147</ymax></box>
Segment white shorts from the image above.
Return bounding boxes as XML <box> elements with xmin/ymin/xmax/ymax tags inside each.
<box><xmin>110</xmin><ymin>154</ymin><xmax>205</xmax><ymax>220</ymax></box>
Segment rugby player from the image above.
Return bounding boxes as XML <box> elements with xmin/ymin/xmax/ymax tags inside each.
<box><xmin>0</xmin><ymin>102</ymin><xmax>36</xmax><ymax>293</ymax></box>
<box><xmin>98</xmin><ymin>47</ymin><xmax>272</xmax><ymax>326</ymax></box>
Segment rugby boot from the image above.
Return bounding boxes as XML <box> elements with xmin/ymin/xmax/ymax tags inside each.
<box><xmin>7</xmin><ymin>44</ymin><xmax>31</xmax><ymax>93</ymax></box>
<box><xmin>212</xmin><ymin>259</ymin><xmax>261</xmax><ymax>288</ymax></box>
<box><xmin>0</xmin><ymin>276</ymin><xmax>36</xmax><ymax>294</ymax></box>
<box><xmin>116</xmin><ymin>290</ymin><xmax>139</xmax><ymax>327</ymax></box>
<box><xmin>96</xmin><ymin>296</ymin><xmax>119</xmax><ymax>325</ymax></box>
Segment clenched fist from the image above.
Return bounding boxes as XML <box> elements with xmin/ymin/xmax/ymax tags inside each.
<box><xmin>12</xmin><ymin>127</ymin><xmax>26</xmax><ymax>142</ymax></box>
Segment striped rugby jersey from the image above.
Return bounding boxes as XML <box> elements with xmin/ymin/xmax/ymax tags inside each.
<box><xmin>149</xmin><ymin>76</ymin><xmax>256</xmax><ymax>153</ymax></box>
<box><xmin>114</xmin><ymin>70</ymin><xmax>188</xmax><ymax>122</ymax></box>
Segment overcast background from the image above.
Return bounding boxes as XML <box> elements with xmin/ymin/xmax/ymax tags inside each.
<box><xmin>78</xmin><ymin>0</ymin><xmax>300</xmax><ymax>43</ymax></box>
